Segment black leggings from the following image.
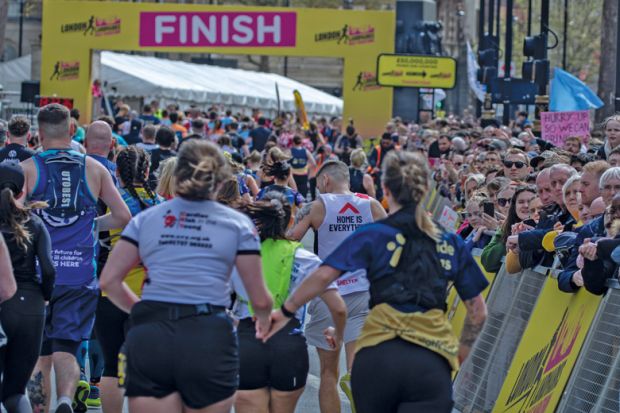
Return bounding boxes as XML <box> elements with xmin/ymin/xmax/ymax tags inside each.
<box><xmin>293</xmin><ymin>174</ymin><xmax>309</xmax><ymax>199</ymax></box>
<box><xmin>351</xmin><ymin>338</ymin><xmax>453</xmax><ymax>413</ymax></box>
<box><xmin>309</xmin><ymin>177</ymin><xmax>317</xmax><ymax>201</ymax></box>
<box><xmin>0</xmin><ymin>287</ymin><xmax>45</xmax><ymax>402</ymax></box>
<box><xmin>94</xmin><ymin>296</ymin><xmax>129</xmax><ymax>377</ymax></box>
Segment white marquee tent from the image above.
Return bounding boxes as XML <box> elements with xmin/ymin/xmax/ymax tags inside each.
<box><xmin>0</xmin><ymin>52</ymin><xmax>343</xmax><ymax>117</ymax></box>
<box><xmin>103</xmin><ymin>52</ymin><xmax>343</xmax><ymax>117</ymax></box>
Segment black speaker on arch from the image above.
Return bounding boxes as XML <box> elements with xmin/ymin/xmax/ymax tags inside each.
<box><xmin>20</xmin><ymin>81</ymin><xmax>40</xmax><ymax>104</ymax></box>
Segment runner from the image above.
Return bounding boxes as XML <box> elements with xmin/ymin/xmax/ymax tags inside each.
<box><xmin>95</xmin><ymin>146</ymin><xmax>161</xmax><ymax>413</ymax></box>
<box><xmin>309</xmin><ymin>145</ymin><xmax>338</xmax><ymax>201</ymax></box>
<box><xmin>257</xmin><ymin>160</ymin><xmax>304</xmax><ymax>210</ymax></box>
<box><xmin>290</xmin><ymin>135</ymin><xmax>316</xmax><ymax>200</ymax></box>
<box><xmin>348</xmin><ymin>149</ymin><xmax>375</xmax><ymax>198</ymax></box>
<box><xmin>232</xmin><ymin>192</ymin><xmax>346</xmax><ymax>413</ymax></box>
<box><xmin>258</xmin><ymin>147</ymin><xmax>298</xmax><ymax>191</ymax></box>
<box><xmin>149</xmin><ymin>126</ymin><xmax>177</xmax><ymax>188</ymax></box>
<box><xmin>100</xmin><ymin>139</ymin><xmax>273</xmax><ymax>413</ymax></box>
<box><xmin>0</xmin><ymin>163</ymin><xmax>54</xmax><ymax>413</ymax></box>
<box><xmin>155</xmin><ymin>157</ymin><xmax>177</xmax><ymax>200</ymax></box>
<box><xmin>0</xmin><ymin>116</ymin><xmax>36</xmax><ymax>165</ymax></box>
<box><xmin>78</xmin><ymin>121</ymin><xmax>120</xmax><ymax>411</ymax></box>
<box><xmin>268</xmin><ymin>151</ymin><xmax>489</xmax><ymax>412</ymax></box>
<box><xmin>22</xmin><ymin>104</ymin><xmax>131</xmax><ymax>413</ymax></box>
<box><xmin>289</xmin><ymin>160</ymin><xmax>386</xmax><ymax>413</ymax></box>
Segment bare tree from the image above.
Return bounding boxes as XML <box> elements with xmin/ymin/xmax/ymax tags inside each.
<box><xmin>597</xmin><ymin>0</ymin><xmax>617</xmax><ymax>121</ymax></box>
<box><xmin>0</xmin><ymin>0</ymin><xmax>9</xmax><ymax>61</ymax></box>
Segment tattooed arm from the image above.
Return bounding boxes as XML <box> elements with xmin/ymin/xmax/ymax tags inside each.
<box><xmin>458</xmin><ymin>294</ymin><xmax>487</xmax><ymax>364</ymax></box>
<box><xmin>288</xmin><ymin>200</ymin><xmax>325</xmax><ymax>240</ymax></box>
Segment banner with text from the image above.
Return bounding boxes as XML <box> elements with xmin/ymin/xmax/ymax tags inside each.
<box><xmin>540</xmin><ymin>110</ymin><xmax>590</xmax><ymax>146</ymax></box>
<box><xmin>494</xmin><ymin>280</ymin><xmax>601</xmax><ymax>413</ymax></box>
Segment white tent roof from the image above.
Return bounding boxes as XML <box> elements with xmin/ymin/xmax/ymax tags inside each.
<box><xmin>0</xmin><ymin>54</ymin><xmax>32</xmax><ymax>94</ymax></box>
<box><xmin>101</xmin><ymin>51</ymin><xmax>342</xmax><ymax>117</ymax></box>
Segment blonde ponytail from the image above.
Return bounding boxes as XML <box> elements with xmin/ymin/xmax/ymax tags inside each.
<box><xmin>382</xmin><ymin>151</ymin><xmax>439</xmax><ymax>241</ymax></box>
<box><xmin>415</xmin><ymin>202</ymin><xmax>439</xmax><ymax>241</ymax></box>
<box><xmin>174</xmin><ymin>140</ymin><xmax>230</xmax><ymax>201</ymax></box>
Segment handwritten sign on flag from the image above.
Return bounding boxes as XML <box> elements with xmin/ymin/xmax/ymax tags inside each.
<box><xmin>541</xmin><ymin>110</ymin><xmax>590</xmax><ymax>146</ymax></box>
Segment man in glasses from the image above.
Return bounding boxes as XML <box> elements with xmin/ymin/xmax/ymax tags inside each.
<box><xmin>517</xmin><ymin>164</ymin><xmax>579</xmax><ymax>270</ymax></box>
<box><xmin>502</xmin><ymin>149</ymin><xmax>531</xmax><ymax>182</ymax></box>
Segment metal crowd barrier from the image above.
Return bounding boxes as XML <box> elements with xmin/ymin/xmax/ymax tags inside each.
<box><xmin>556</xmin><ymin>280</ymin><xmax>620</xmax><ymax>412</ymax></box>
<box><xmin>452</xmin><ymin>264</ymin><xmax>549</xmax><ymax>413</ymax></box>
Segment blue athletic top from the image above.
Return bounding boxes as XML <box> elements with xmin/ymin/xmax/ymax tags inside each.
<box><xmin>88</xmin><ymin>154</ymin><xmax>118</xmax><ymax>186</ymax></box>
<box><xmin>323</xmin><ymin>213</ymin><xmax>489</xmax><ymax>312</ymax></box>
<box><xmin>30</xmin><ymin>149</ymin><xmax>99</xmax><ymax>286</ymax></box>
<box><xmin>257</xmin><ymin>184</ymin><xmax>304</xmax><ymax>207</ymax></box>
<box><xmin>291</xmin><ymin>147</ymin><xmax>308</xmax><ymax>171</ymax></box>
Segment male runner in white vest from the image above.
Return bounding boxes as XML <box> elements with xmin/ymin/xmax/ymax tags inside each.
<box><xmin>290</xmin><ymin>160</ymin><xmax>386</xmax><ymax>413</ymax></box>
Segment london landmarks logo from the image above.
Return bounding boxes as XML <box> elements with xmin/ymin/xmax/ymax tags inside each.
<box><xmin>50</xmin><ymin>61</ymin><xmax>80</xmax><ymax>81</ymax></box>
<box><xmin>60</xmin><ymin>15</ymin><xmax>121</xmax><ymax>36</ymax></box>
<box><xmin>314</xmin><ymin>24</ymin><xmax>375</xmax><ymax>46</ymax></box>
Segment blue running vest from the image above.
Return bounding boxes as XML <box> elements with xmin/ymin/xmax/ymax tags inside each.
<box><xmin>30</xmin><ymin>150</ymin><xmax>98</xmax><ymax>286</ymax></box>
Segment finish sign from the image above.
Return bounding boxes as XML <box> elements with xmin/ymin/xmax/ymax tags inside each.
<box><xmin>377</xmin><ymin>54</ymin><xmax>457</xmax><ymax>89</ymax></box>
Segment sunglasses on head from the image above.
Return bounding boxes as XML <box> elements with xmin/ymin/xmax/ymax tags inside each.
<box><xmin>497</xmin><ymin>197</ymin><xmax>512</xmax><ymax>207</ymax></box>
<box><xmin>503</xmin><ymin>160</ymin><xmax>526</xmax><ymax>169</ymax></box>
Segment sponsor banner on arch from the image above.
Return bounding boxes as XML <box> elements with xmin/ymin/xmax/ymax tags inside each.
<box><xmin>494</xmin><ymin>281</ymin><xmax>601</xmax><ymax>413</ymax></box>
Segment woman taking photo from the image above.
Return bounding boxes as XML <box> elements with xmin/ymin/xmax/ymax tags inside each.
<box><xmin>481</xmin><ymin>185</ymin><xmax>537</xmax><ymax>274</ymax></box>
<box><xmin>100</xmin><ymin>139</ymin><xmax>273</xmax><ymax>413</ymax></box>
<box><xmin>265</xmin><ymin>151</ymin><xmax>488</xmax><ymax>412</ymax></box>
<box><xmin>232</xmin><ymin>192</ymin><xmax>346</xmax><ymax>413</ymax></box>
<box><xmin>0</xmin><ymin>163</ymin><xmax>54</xmax><ymax>413</ymax></box>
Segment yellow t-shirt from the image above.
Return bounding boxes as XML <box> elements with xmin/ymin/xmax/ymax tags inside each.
<box><xmin>103</xmin><ymin>187</ymin><xmax>159</xmax><ymax>296</ymax></box>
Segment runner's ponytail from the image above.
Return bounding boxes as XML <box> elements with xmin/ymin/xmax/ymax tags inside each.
<box><xmin>175</xmin><ymin>139</ymin><xmax>230</xmax><ymax>201</ymax></box>
<box><xmin>135</xmin><ymin>148</ymin><xmax>158</xmax><ymax>205</ymax></box>
<box><xmin>382</xmin><ymin>151</ymin><xmax>439</xmax><ymax>241</ymax></box>
<box><xmin>0</xmin><ymin>186</ymin><xmax>31</xmax><ymax>250</ymax></box>
<box><xmin>117</xmin><ymin>146</ymin><xmax>152</xmax><ymax>210</ymax></box>
<box><xmin>243</xmin><ymin>191</ymin><xmax>291</xmax><ymax>241</ymax></box>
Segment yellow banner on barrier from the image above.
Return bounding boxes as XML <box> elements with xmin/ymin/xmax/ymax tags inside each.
<box><xmin>493</xmin><ymin>279</ymin><xmax>601</xmax><ymax>413</ymax></box>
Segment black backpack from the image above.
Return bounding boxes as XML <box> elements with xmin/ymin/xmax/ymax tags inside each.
<box><xmin>369</xmin><ymin>219</ymin><xmax>448</xmax><ymax>311</ymax></box>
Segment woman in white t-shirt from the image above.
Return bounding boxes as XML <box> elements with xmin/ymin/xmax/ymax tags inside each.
<box><xmin>100</xmin><ymin>139</ymin><xmax>273</xmax><ymax>413</ymax></box>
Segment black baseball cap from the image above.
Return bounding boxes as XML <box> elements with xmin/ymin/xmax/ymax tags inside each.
<box><xmin>0</xmin><ymin>163</ymin><xmax>25</xmax><ymax>196</ymax></box>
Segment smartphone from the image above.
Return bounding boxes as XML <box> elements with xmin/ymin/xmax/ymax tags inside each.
<box><xmin>523</xmin><ymin>219</ymin><xmax>537</xmax><ymax>227</ymax></box>
<box><xmin>483</xmin><ymin>201</ymin><xmax>495</xmax><ymax>217</ymax></box>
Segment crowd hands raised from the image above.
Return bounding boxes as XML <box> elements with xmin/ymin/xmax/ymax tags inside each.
<box><xmin>0</xmin><ymin>98</ymin><xmax>617</xmax><ymax>413</ymax></box>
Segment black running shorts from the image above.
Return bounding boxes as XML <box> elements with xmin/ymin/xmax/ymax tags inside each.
<box><xmin>237</xmin><ymin>318</ymin><xmax>309</xmax><ymax>391</ymax></box>
<box><xmin>123</xmin><ymin>300</ymin><xmax>239</xmax><ymax>409</ymax></box>
<box><xmin>351</xmin><ymin>338</ymin><xmax>453</xmax><ymax>413</ymax></box>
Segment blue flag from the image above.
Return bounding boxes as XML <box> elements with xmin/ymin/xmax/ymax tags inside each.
<box><xmin>550</xmin><ymin>67</ymin><xmax>604</xmax><ymax>111</ymax></box>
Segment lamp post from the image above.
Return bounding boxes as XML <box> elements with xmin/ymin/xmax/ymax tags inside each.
<box><xmin>18</xmin><ymin>0</ymin><xmax>24</xmax><ymax>57</ymax></box>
